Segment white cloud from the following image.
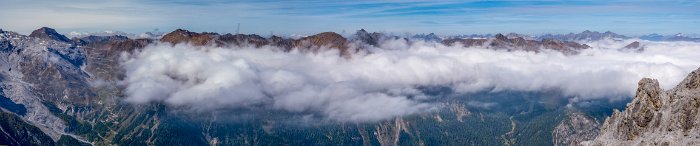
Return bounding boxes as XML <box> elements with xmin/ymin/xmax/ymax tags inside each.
<box><xmin>120</xmin><ymin>39</ymin><xmax>700</xmax><ymax>122</ymax></box>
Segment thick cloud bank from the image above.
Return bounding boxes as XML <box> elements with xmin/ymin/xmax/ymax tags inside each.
<box><xmin>121</xmin><ymin>39</ymin><xmax>700</xmax><ymax>122</ymax></box>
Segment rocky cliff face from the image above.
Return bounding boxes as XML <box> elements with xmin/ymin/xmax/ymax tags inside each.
<box><xmin>584</xmin><ymin>68</ymin><xmax>700</xmax><ymax>145</ymax></box>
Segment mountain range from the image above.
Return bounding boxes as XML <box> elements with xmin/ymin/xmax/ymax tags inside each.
<box><xmin>0</xmin><ymin>27</ymin><xmax>699</xmax><ymax>146</ymax></box>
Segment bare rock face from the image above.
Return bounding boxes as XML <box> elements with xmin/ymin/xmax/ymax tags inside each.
<box><xmin>442</xmin><ymin>33</ymin><xmax>590</xmax><ymax>55</ymax></box>
<box><xmin>584</xmin><ymin>68</ymin><xmax>700</xmax><ymax>145</ymax></box>
<box><xmin>553</xmin><ymin>112</ymin><xmax>600</xmax><ymax>146</ymax></box>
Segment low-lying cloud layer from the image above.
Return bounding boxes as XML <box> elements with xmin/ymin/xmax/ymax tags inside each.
<box><xmin>121</xmin><ymin>39</ymin><xmax>700</xmax><ymax>122</ymax></box>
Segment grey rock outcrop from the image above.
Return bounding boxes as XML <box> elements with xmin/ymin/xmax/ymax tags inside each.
<box><xmin>584</xmin><ymin>68</ymin><xmax>700</xmax><ymax>145</ymax></box>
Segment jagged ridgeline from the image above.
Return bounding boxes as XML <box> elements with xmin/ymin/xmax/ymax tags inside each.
<box><xmin>0</xmin><ymin>26</ymin><xmax>685</xmax><ymax>146</ymax></box>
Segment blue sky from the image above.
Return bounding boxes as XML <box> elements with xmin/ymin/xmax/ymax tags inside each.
<box><xmin>0</xmin><ymin>0</ymin><xmax>698</xmax><ymax>36</ymax></box>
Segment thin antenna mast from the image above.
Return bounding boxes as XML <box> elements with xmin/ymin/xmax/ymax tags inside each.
<box><xmin>236</xmin><ymin>23</ymin><xmax>240</xmax><ymax>34</ymax></box>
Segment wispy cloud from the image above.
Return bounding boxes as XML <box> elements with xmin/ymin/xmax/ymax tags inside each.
<box><xmin>0</xmin><ymin>0</ymin><xmax>698</xmax><ymax>35</ymax></box>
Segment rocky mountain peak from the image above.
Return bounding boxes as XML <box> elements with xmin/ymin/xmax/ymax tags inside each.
<box><xmin>585</xmin><ymin>68</ymin><xmax>700</xmax><ymax>145</ymax></box>
<box><xmin>160</xmin><ymin>29</ymin><xmax>218</xmax><ymax>45</ymax></box>
<box><xmin>637</xmin><ymin>78</ymin><xmax>661</xmax><ymax>91</ymax></box>
<box><xmin>29</xmin><ymin>27</ymin><xmax>71</xmax><ymax>42</ymax></box>
<box><xmin>621</xmin><ymin>41</ymin><xmax>643</xmax><ymax>52</ymax></box>
<box><xmin>299</xmin><ymin>32</ymin><xmax>347</xmax><ymax>45</ymax></box>
<box><xmin>634</xmin><ymin>78</ymin><xmax>663</xmax><ymax>110</ymax></box>
<box><xmin>353</xmin><ymin>29</ymin><xmax>378</xmax><ymax>46</ymax></box>
<box><xmin>293</xmin><ymin>31</ymin><xmax>353</xmax><ymax>57</ymax></box>
<box><xmin>623</xmin><ymin>41</ymin><xmax>640</xmax><ymax>49</ymax></box>
<box><xmin>296</xmin><ymin>32</ymin><xmax>347</xmax><ymax>48</ymax></box>
<box><xmin>357</xmin><ymin>29</ymin><xmax>368</xmax><ymax>34</ymax></box>
<box><xmin>494</xmin><ymin>33</ymin><xmax>507</xmax><ymax>40</ymax></box>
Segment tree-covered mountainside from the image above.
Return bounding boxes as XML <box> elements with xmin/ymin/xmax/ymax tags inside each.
<box><xmin>0</xmin><ymin>111</ymin><xmax>55</xmax><ymax>146</ymax></box>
